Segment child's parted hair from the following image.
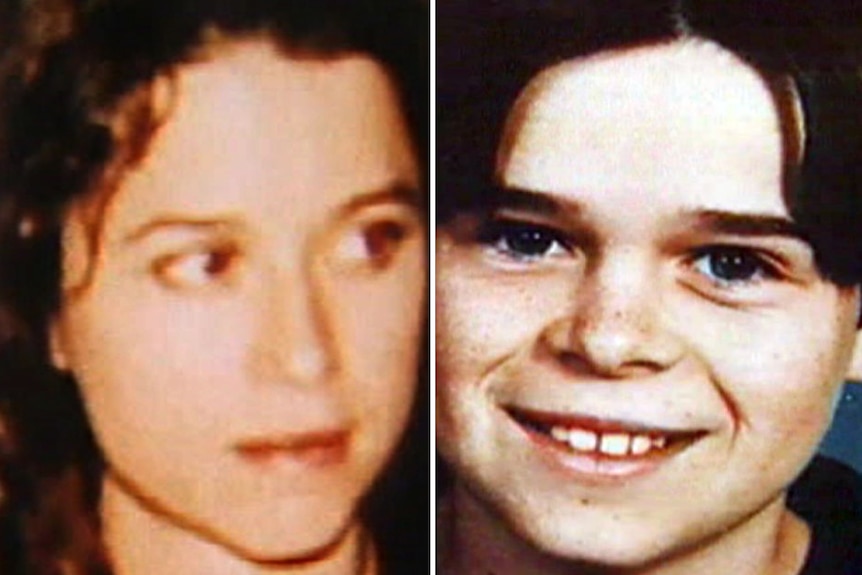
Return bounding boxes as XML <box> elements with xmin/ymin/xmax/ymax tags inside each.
<box><xmin>438</xmin><ymin>0</ymin><xmax>862</xmax><ymax>286</ymax></box>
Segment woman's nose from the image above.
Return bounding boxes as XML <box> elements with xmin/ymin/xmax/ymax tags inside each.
<box><xmin>249</xmin><ymin>263</ymin><xmax>338</xmax><ymax>386</ymax></box>
<box><xmin>540</xmin><ymin>253</ymin><xmax>684</xmax><ymax>379</ymax></box>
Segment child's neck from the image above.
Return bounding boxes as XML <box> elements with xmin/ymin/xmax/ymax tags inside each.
<box><xmin>100</xmin><ymin>473</ymin><xmax>377</xmax><ymax>575</ymax></box>
<box><xmin>441</xmin><ymin>483</ymin><xmax>810</xmax><ymax>575</ymax></box>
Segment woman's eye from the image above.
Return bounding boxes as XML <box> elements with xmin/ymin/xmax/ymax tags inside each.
<box><xmin>153</xmin><ymin>247</ymin><xmax>239</xmax><ymax>289</ymax></box>
<box><xmin>364</xmin><ymin>220</ymin><xmax>409</xmax><ymax>266</ymax></box>
<box><xmin>481</xmin><ymin>220</ymin><xmax>569</xmax><ymax>261</ymax></box>
<box><xmin>334</xmin><ymin>219</ymin><xmax>413</xmax><ymax>270</ymax></box>
<box><xmin>692</xmin><ymin>246</ymin><xmax>775</xmax><ymax>286</ymax></box>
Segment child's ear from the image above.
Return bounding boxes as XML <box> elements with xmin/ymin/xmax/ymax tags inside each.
<box><xmin>49</xmin><ymin>319</ymin><xmax>70</xmax><ymax>372</ymax></box>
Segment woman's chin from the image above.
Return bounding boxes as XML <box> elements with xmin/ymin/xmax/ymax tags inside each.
<box><xmin>204</xmin><ymin>502</ymin><xmax>362</xmax><ymax>565</ymax></box>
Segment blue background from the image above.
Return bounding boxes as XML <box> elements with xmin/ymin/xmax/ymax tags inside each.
<box><xmin>819</xmin><ymin>382</ymin><xmax>862</xmax><ymax>472</ymax></box>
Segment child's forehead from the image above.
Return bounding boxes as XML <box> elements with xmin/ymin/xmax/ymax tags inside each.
<box><xmin>500</xmin><ymin>38</ymin><xmax>805</xmax><ymax>170</ymax></box>
<box><xmin>504</xmin><ymin>39</ymin><xmax>780</xmax><ymax>147</ymax></box>
<box><xmin>495</xmin><ymin>40</ymin><xmax>795</xmax><ymax>223</ymax></box>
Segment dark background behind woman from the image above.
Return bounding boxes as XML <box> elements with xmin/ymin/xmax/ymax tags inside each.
<box><xmin>0</xmin><ymin>1</ymin><xmax>429</xmax><ymax>573</ymax></box>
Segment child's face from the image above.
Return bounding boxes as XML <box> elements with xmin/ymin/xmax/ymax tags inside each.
<box><xmin>436</xmin><ymin>40</ymin><xmax>860</xmax><ymax>569</ymax></box>
<box><xmin>50</xmin><ymin>42</ymin><xmax>425</xmax><ymax>561</ymax></box>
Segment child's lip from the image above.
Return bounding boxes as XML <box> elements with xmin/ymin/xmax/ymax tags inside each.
<box><xmin>503</xmin><ymin>404</ymin><xmax>708</xmax><ymax>480</ymax></box>
<box><xmin>504</xmin><ymin>404</ymin><xmax>705</xmax><ymax>438</ymax></box>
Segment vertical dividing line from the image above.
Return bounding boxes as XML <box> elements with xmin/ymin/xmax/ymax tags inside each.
<box><xmin>428</xmin><ymin>0</ymin><xmax>438</xmax><ymax>571</ymax></box>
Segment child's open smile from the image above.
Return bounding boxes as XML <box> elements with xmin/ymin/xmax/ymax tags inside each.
<box><xmin>437</xmin><ymin>39</ymin><xmax>862</xmax><ymax>574</ymax></box>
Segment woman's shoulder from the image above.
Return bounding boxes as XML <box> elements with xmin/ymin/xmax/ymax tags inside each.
<box><xmin>789</xmin><ymin>455</ymin><xmax>862</xmax><ymax>575</ymax></box>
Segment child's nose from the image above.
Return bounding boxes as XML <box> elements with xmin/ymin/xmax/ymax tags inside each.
<box><xmin>540</xmin><ymin>251</ymin><xmax>685</xmax><ymax>379</ymax></box>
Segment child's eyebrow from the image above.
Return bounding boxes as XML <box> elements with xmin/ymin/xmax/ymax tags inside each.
<box><xmin>482</xmin><ymin>186</ymin><xmax>579</xmax><ymax>218</ymax></box>
<box><xmin>686</xmin><ymin>210</ymin><xmax>809</xmax><ymax>242</ymax></box>
<box><xmin>468</xmin><ymin>186</ymin><xmax>811</xmax><ymax>245</ymax></box>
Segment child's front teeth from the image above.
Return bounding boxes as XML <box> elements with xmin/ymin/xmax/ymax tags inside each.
<box><xmin>630</xmin><ymin>434</ymin><xmax>652</xmax><ymax>455</ymax></box>
<box><xmin>551</xmin><ymin>426</ymin><xmax>570</xmax><ymax>442</ymax></box>
<box><xmin>548</xmin><ymin>425</ymin><xmax>666</xmax><ymax>457</ymax></box>
<box><xmin>569</xmin><ymin>429</ymin><xmax>598</xmax><ymax>451</ymax></box>
<box><xmin>600</xmin><ymin>433</ymin><xmax>630</xmax><ymax>456</ymax></box>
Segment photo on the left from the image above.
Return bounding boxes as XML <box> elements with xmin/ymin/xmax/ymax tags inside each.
<box><xmin>0</xmin><ymin>1</ymin><xmax>430</xmax><ymax>573</ymax></box>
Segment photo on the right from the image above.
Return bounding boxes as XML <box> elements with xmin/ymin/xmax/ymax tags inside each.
<box><xmin>436</xmin><ymin>2</ymin><xmax>862</xmax><ymax>574</ymax></box>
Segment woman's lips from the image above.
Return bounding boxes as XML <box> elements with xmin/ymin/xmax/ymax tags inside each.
<box><xmin>234</xmin><ymin>429</ymin><xmax>351</xmax><ymax>468</ymax></box>
<box><xmin>504</xmin><ymin>405</ymin><xmax>706</xmax><ymax>480</ymax></box>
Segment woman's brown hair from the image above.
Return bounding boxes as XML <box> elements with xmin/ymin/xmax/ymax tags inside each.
<box><xmin>0</xmin><ymin>1</ymin><xmax>429</xmax><ymax>572</ymax></box>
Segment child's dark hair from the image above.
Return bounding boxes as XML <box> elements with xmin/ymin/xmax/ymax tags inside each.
<box><xmin>438</xmin><ymin>0</ymin><xmax>862</xmax><ymax>286</ymax></box>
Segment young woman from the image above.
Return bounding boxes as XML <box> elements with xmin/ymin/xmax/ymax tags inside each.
<box><xmin>0</xmin><ymin>1</ymin><xmax>429</xmax><ymax>573</ymax></box>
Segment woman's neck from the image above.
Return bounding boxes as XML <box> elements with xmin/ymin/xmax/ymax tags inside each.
<box><xmin>100</xmin><ymin>472</ymin><xmax>377</xmax><ymax>575</ymax></box>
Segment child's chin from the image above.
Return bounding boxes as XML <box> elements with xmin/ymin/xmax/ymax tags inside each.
<box><xmin>517</xmin><ymin>518</ymin><xmax>688</xmax><ymax>571</ymax></box>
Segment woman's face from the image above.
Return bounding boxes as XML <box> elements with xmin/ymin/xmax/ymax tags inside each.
<box><xmin>50</xmin><ymin>41</ymin><xmax>425</xmax><ymax>561</ymax></box>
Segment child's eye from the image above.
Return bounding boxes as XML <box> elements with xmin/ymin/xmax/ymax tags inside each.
<box><xmin>153</xmin><ymin>246</ymin><xmax>240</xmax><ymax>289</ymax></box>
<box><xmin>691</xmin><ymin>246</ymin><xmax>776</xmax><ymax>286</ymax></box>
<box><xmin>480</xmin><ymin>220</ymin><xmax>570</xmax><ymax>261</ymax></box>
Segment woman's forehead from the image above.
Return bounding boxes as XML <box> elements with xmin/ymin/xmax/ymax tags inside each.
<box><xmin>96</xmin><ymin>43</ymin><xmax>416</xmax><ymax>234</ymax></box>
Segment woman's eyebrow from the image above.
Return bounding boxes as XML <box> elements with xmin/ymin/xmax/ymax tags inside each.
<box><xmin>122</xmin><ymin>217</ymin><xmax>236</xmax><ymax>244</ymax></box>
<box><xmin>336</xmin><ymin>181</ymin><xmax>422</xmax><ymax>215</ymax></box>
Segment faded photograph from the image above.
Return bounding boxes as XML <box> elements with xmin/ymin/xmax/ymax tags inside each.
<box><xmin>0</xmin><ymin>1</ymin><xmax>429</xmax><ymax>574</ymax></box>
<box><xmin>437</xmin><ymin>2</ymin><xmax>862</xmax><ymax>574</ymax></box>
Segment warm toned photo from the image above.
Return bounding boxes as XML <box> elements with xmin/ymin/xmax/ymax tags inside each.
<box><xmin>0</xmin><ymin>1</ymin><xmax>429</xmax><ymax>574</ymax></box>
<box><xmin>437</xmin><ymin>2</ymin><xmax>862</xmax><ymax>574</ymax></box>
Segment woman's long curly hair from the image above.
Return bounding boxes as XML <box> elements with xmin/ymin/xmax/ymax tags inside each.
<box><xmin>0</xmin><ymin>1</ymin><xmax>429</xmax><ymax>573</ymax></box>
